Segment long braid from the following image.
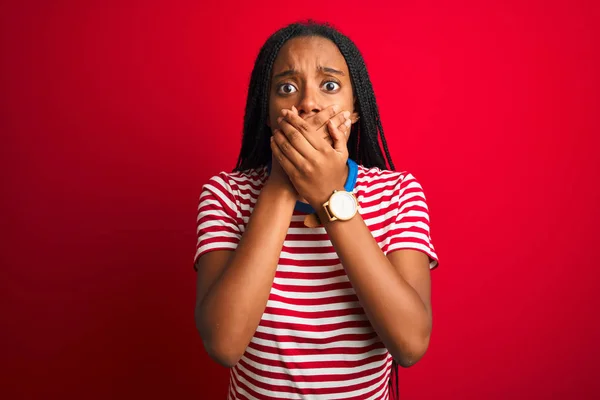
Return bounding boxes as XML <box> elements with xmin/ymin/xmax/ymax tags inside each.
<box><xmin>235</xmin><ymin>26</ymin><xmax>303</xmax><ymax>171</ymax></box>
<box><xmin>335</xmin><ymin>34</ymin><xmax>393</xmax><ymax>170</ymax></box>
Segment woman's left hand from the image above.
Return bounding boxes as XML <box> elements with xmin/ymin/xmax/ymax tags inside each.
<box><xmin>270</xmin><ymin>106</ymin><xmax>353</xmax><ymax>209</ymax></box>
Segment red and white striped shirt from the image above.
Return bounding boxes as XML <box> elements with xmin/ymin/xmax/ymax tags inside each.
<box><xmin>195</xmin><ymin>165</ymin><xmax>439</xmax><ymax>400</ymax></box>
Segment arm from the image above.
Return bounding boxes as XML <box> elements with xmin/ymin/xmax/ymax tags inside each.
<box><xmin>195</xmin><ymin>179</ymin><xmax>295</xmax><ymax>367</ymax></box>
<box><xmin>271</xmin><ymin>109</ymin><xmax>436</xmax><ymax>367</ymax></box>
<box><xmin>316</xmin><ymin>208</ymin><xmax>433</xmax><ymax>367</ymax></box>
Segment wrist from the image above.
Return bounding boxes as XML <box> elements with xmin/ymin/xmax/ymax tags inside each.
<box><xmin>308</xmin><ymin>186</ymin><xmax>345</xmax><ymax>212</ymax></box>
<box><xmin>262</xmin><ymin>180</ymin><xmax>297</xmax><ymax>206</ymax></box>
<box><xmin>308</xmin><ymin>163</ymin><xmax>349</xmax><ymax>209</ymax></box>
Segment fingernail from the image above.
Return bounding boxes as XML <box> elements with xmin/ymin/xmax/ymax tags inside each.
<box><xmin>292</xmin><ymin>105</ymin><xmax>298</xmax><ymax>114</ymax></box>
<box><xmin>343</xmin><ymin>111</ymin><xmax>351</xmax><ymax>119</ymax></box>
<box><xmin>333</xmin><ymin>104</ymin><xmax>340</xmax><ymax>113</ymax></box>
<box><xmin>270</xmin><ymin>136</ymin><xmax>274</xmax><ymax>142</ymax></box>
<box><xmin>344</xmin><ymin>119</ymin><xmax>351</xmax><ymax>127</ymax></box>
<box><xmin>277</xmin><ymin>116</ymin><xmax>283</xmax><ymax>123</ymax></box>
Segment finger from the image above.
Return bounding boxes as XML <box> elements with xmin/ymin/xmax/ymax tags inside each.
<box><xmin>272</xmin><ymin>128</ymin><xmax>306</xmax><ymax>170</ymax></box>
<box><xmin>322</xmin><ymin>120</ymin><xmax>348</xmax><ymax>144</ymax></box>
<box><xmin>321</xmin><ymin>113</ymin><xmax>351</xmax><ymax>144</ymax></box>
<box><xmin>278</xmin><ymin>113</ymin><xmax>321</xmax><ymax>153</ymax></box>
<box><xmin>318</xmin><ymin>110</ymin><xmax>350</xmax><ymax>133</ymax></box>
<box><xmin>270</xmin><ymin>135</ymin><xmax>297</xmax><ymax>176</ymax></box>
<box><xmin>338</xmin><ymin>117</ymin><xmax>351</xmax><ymax>137</ymax></box>
<box><xmin>310</xmin><ymin>104</ymin><xmax>341</xmax><ymax>129</ymax></box>
<box><xmin>327</xmin><ymin>119</ymin><xmax>350</xmax><ymax>154</ymax></box>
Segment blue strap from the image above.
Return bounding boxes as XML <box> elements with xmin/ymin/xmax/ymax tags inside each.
<box><xmin>266</xmin><ymin>158</ymin><xmax>359</xmax><ymax>214</ymax></box>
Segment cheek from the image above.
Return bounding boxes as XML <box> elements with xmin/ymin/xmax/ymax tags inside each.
<box><xmin>268</xmin><ymin>109</ymin><xmax>280</xmax><ymax>129</ymax></box>
<box><xmin>339</xmin><ymin>87</ymin><xmax>355</xmax><ymax>112</ymax></box>
<box><xmin>269</xmin><ymin>94</ymin><xmax>284</xmax><ymax>115</ymax></box>
<box><xmin>346</xmin><ymin>100</ymin><xmax>355</xmax><ymax>113</ymax></box>
<box><xmin>269</xmin><ymin>96</ymin><xmax>294</xmax><ymax>128</ymax></box>
<box><xmin>267</xmin><ymin>97</ymin><xmax>278</xmax><ymax>128</ymax></box>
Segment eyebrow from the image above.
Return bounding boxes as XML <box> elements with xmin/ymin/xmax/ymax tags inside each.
<box><xmin>273</xmin><ymin>69</ymin><xmax>297</xmax><ymax>79</ymax></box>
<box><xmin>272</xmin><ymin>66</ymin><xmax>346</xmax><ymax>80</ymax></box>
<box><xmin>319</xmin><ymin>66</ymin><xmax>345</xmax><ymax>76</ymax></box>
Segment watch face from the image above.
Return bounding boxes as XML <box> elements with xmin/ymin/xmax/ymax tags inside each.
<box><xmin>329</xmin><ymin>191</ymin><xmax>357</xmax><ymax>220</ymax></box>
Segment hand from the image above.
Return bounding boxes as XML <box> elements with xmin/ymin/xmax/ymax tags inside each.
<box><xmin>300</xmin><ymin>105</ymin><xmax>352</xmax><ymax>145</ymax></box>
<box><xmin>269</xmin><ymin>105</ymin><xmax>352</xmax><ymax>209</ymax></box>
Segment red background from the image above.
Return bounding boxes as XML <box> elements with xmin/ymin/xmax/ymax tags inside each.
<box><xmin>2</xmin><ymin>0</ymin><xmax>599</xmax><ymax>398</ymax></box>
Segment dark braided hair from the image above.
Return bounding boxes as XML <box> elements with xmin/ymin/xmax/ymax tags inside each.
<box><xmin>233</xmin><ymin>20</ymin><xmax>401</xmax><ymax>399</ymax></box>
<box><xmin>234</xmin><ymin>20</ymin><xmax>395</xmax><ymax>172</ymax></box>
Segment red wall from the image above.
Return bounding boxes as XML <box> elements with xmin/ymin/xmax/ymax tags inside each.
<box><xmin>2</xmin><ymin>0</ymin><xmax>599</xmax><ymax>398</ymax></box>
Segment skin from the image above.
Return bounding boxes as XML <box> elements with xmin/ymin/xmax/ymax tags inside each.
<box><xmin>195</xmin><ymin>36</ymin><xmax>433</xmax><ymax>368</ymax></box>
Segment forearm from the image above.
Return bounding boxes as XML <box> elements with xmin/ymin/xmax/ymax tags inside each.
<box><xmin>319</xmin><ymin>210</ymin><xmax>431</xmax><ymax>366</ymax></box>
<box><xmin>198</xmin><ymin>182</ymin><xmax>295</xmax><ymax>365</ymax></box>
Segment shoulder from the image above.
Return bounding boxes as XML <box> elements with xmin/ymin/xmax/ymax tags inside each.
<box><xmin>202</xmin><ymin>166</ymin><xmax>269</xmax><ymax>194</ymax></box>
<box><xmin>197</xmin><ymin>167</ymin><xmax>269</xmax><ymax>220</ymax></box>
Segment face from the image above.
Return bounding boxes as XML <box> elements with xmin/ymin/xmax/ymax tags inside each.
<box><xmin>268</xmin><ymin>36</ymin><xmax>359</xmax><ymax>138</ymax></box>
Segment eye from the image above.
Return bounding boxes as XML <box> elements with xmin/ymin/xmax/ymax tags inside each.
<box><xmin>277</xmin><ymin>83</ymin><xmax>297</xmax><ymax>95</ymax></box>
<box><xmin>323</xmin><ymin>81</ymin><xmax>341</xmax><ymax>92</ymax></box>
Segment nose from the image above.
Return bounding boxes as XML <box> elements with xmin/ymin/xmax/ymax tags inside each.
<box><xmin>296</xmin><ymin>85</ymin><xmax>321</xmax><ymax>119</ymax></box>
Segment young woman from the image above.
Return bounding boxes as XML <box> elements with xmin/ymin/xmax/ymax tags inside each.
<box><xmin>194</xmin><ymin>21</ymin><xmax>439</xmax><ymax>400</ymax></box>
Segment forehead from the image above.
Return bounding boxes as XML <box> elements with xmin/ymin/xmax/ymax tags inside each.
<box><xmin>272</xmin><ymin>36</ymin><xmax>348</xmax><ymax>75</ymax></box>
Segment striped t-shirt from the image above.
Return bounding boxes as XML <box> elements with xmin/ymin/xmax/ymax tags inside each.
<box><xmin>195</xmin><ymin>164</ymin><xmax>439</xmax><ymax>400</ymax></box>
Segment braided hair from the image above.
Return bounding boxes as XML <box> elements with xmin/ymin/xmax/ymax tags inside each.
<box><xmin>234</xmin><ymin>20</ymin><xmax>400</xmax><ymax>399</ymax></box>
<box><xmin>234</xmin><ymin>20</ymin><xmax>395</xmax><ymax>173</ymax></box>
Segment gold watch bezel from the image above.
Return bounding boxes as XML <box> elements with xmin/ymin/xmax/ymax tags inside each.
<box><xmin>322</xmin><ymin>190</ymin><xmax>359</xmax><ymax>222</ymax></box>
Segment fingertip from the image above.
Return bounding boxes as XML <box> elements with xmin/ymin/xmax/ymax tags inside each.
<box><xmin>338</xmin><ymin>125</ymin><xmax>348</xmax><ymax>137</ymax></box>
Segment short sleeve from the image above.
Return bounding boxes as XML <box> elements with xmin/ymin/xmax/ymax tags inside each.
<box><xmin>193</xmin><ymin>173</ymin><xmax>243</xmax><ymax>269</ymax></box>
<box><xmin>387</xmin><ymin>173</ymin><xmax>439</xmax><ymax>269</ymax></box>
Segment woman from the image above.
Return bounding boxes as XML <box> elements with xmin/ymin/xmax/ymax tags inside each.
<box><xmin>194</xmin><ymin>21</ymin><xmax>439</xmax><ymax>400</ymax></box>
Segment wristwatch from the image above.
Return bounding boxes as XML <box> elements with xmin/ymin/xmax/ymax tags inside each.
<box><xmin>322</xmin><ymin>190</ymin><xmax>359</xmax><ymax>222</ymax></box>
